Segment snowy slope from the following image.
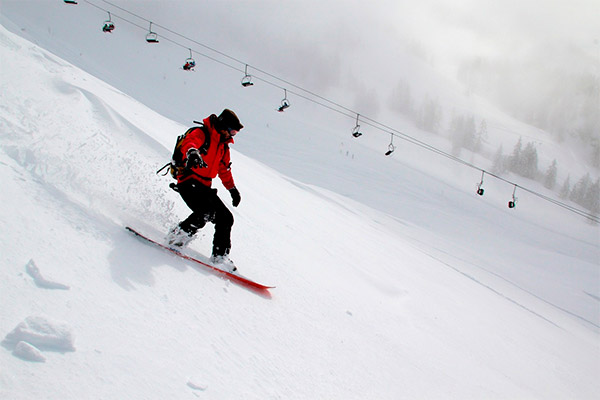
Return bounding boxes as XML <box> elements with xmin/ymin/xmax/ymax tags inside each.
<box><xmin>1</xmin><ymin>16</ymin><xmax>599</xmax><ymax>400</ymax></box>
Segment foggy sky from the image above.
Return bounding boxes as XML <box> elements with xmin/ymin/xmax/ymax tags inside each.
<box><xmin>173</xmin><ymin>0</ymin><xmax>600</xmax><ymax>76</ymax></box>
<box><xmin>177</xmin><ymin>0</ymin><xmax>599</xmax><ymax>125</ymax></box>
<box><xmin>2</xmin><ymin>0</ymin><xmax>596</xmax><ymax>129</ymax></box>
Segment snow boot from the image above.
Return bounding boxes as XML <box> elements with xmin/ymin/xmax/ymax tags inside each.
<box><xmin>166</xmin><ymin>225</ymin><xmax>195</xmax><ymax>248</ymax></box>
<box><xmin>210</xmin><ymin>255</ymin><xmax>237</xmax><ymax>273</ymax></box>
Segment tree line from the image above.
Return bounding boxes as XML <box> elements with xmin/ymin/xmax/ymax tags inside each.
<box><xmin>387</xmin><ymin>79</ymin><xmax>599</xmax><ymax>216</ymax></box>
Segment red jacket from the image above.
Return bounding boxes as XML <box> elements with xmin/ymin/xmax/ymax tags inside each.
<box><xmin>177</xmin><ymin>115</ymin><xmax>235</xmax><ymax>190</ymax></box>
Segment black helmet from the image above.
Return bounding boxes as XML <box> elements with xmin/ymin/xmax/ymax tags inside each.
<box><xmin>217</xmin><ymin>109</ymin><xmax>243</xmax><ymax>131</ymax></box>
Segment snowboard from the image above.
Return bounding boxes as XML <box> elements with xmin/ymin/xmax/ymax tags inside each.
<box><xmin>125</xmin><ymin>227</ymin><xmax>274</xmax><ymax>293</ymax></box>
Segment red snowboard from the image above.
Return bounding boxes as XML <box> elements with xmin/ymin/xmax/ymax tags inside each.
<box><xmin>126</xmin><ymin>227</ymin><xmax>274</xmax><ymax>295</ymax></box>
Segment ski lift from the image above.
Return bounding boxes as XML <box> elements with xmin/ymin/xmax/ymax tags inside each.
<box><xmin>63</xmin><ymin>0</ymin><xmax>78</xmax><ymax>4</ymax></box>
<box><xmin>146</xmin><ymin>22</ymin><xmax>159</xmax><ymax>43</ymax></box>
<box><xmin>508</xmin><ymin>185</ymin><xmax>518</xmax><ymax>208</ymax></box>
<box><xmin>351</xmin><ymin>114</ymin><xmax>362</xmax><ymax>138</ymax></box>
<box><xmin>102</xmin><ymin>12</ymin><xmax>115</xmax><ymax>33</ymax></box>
<box><xmin>241</xmin><ymin>65</ymin><xmax>254</xmax><ymax>87</ymax></box>
<box><xmin>183</xmin><ymin>49</ymin><xmax>196</xmax><ymax>71</ymax></box>
<box><xmin>278</xmin><ymin>89</ymin><xmax>290</xmax><ymax>112</ymax></box>
<box><xmin>384</xmin><ymin>133</ymin><xmax>395</xmax><ymax>156</ymax></box>
<box><xmin>476</xmin><ymin>171</ymin><xmax>485</xmax><ymax>196</ymax></box>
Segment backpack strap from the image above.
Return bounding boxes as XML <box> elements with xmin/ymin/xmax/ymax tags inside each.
<box><xmin>156</xmin><ymin>162</ymin><xmax>171</xmax><ymax>175</ymax></box>
<box><xmin>174</xmin><ymin>124</ymin><xmax>211</xmax><ymax>181</ymax></box>
<box><xmin>184</xmin><ymin>124</ymin><xmax>210</xmax><ymax>156</ymax></box>
<box><xmin>156</xmin><ymin>122</ymin><xmax>212</xmax><ymax>179</ymax></box>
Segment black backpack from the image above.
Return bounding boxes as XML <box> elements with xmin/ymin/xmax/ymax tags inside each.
<box><xmin>157</xmin><ymin>121</ymin><xmax>211</xmax><ymax>179</ymax></box>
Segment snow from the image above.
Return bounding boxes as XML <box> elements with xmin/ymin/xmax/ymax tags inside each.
<box><xmin>0</xmin><ymin>6</ymin><xmax>598</xmax><ymax>400</ymax></box>
<box><xmin>25</xmin><ymin>260</ymin><xmax>70</xmax><ymax>290</ymax></box>
<box><xmin>13</xmin><ymin>340</ymin><xmax>47</xmax><ymax>363</ymax></box>
<box><xmin>4</xmin><ymin>315</ymin><xmax>75</xmax><ymax>353</ymax></box>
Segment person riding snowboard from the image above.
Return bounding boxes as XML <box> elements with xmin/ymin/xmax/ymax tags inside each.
<box><xmin>167</xmin><ymin>109</ymin><xmax>243</xmax><ymax>271</ymax></box>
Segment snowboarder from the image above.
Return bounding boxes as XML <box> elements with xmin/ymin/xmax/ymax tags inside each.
<box><xmin>166</xmin><ymin>109</ymin><xmax>243</xmax><ymax>271</ymax></box>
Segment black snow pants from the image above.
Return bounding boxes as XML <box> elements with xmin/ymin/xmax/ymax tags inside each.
<box><xmin>176</xmin><ymin>180</ymin><xmax>234</xmax><ymax>257</ymax></box>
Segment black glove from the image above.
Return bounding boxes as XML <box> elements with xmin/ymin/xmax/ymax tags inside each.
<box><xmin>186</xmin><ymin>148</ymin><xmax>207</xmax><ymax>169</ymax></box>
<box><xmin>229</xmin><ymin>187</ymin><xmax>241</xmax><ymax>207</ymax></box>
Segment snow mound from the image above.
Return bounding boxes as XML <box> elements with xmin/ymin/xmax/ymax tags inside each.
<box><xmin>25</xmin><ymin>259</ymin><xmax>70</xmax><ymax>290</ymax></box>
<box><xmin>186</xmin><ymin>378</ymin><xmax>208</xmax><ymax>391</ymax></box>
<box><xmin>3</xmin><ymin>315</ymin><xmax>75</xmax><ymax>352</ymax></box>
<box><xmin>13</xmin><ymin>341</ymin><xmax>46</xmax><ymax>362</ymax></box>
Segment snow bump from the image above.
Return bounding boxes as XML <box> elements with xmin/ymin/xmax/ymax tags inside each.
<box><xmin>13</xmin><ymin>341</ymin><xmax>46</xmax><ymax>362</ymax></box>
<box><xmin>3</xmin><ymin>315</ymin><xmax>75</xmax><ymax>353</ymax></box>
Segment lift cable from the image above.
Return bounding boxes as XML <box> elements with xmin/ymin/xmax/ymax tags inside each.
<box><xmin>78</xmin><ymin>0</ymin><xmax>599</xmax><ymax>223</ymax></box>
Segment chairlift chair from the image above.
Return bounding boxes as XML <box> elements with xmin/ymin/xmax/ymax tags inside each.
<box><xmin>241</xmin><ymin>65</ymin><xmax>254</xmax><ymax>87</ymax></box>
<box><xmin>146</xmin><ymin>22</ymin><xmax>159</xmax><ymax>43</ymax></box>
<box><xmin>64</xmin><ymin>0</ymin><xmax>78</xmax><ymax>4</ymax></box>
<box><xmin>183</xmin><ymin>49</ymin><xmax>195</xmax><ymax>70</ymax></box>
<box><xmin>476</xmin><ymin>171</ymin><xmax>485</xmax><ymax>196</ymax></box>
<box><xmin>102</xmin><ymin>12</ymin><xmax>115</xmax><ymax>33</ymax></box>
<box><xmin>385</xmin><ymin>133</ymin><xmax>395</xmax><ymax>155</ymax></box>
<box><xmin>278</xmin><ymin>89</ymin><xmax>290</xmax><ymax>112</ymax></box>
<box><xmin>352</xmin><ymin>114</ymin><xmax>362</xmax><ymax>138</ymax></box>
<box><xmin>385</xmin><ymin>143</ymin><xmax>396</xmax><ymax>156</ymax></box>
<box><xmin>241</xmin><ymin>75</ymin><xmax>254</xmax><ymax>87</ymax></box>
<box><xmin>278</xmin><ymin>99</ymin><xmax>290</xmax><ymax>112</ymax></box>
<box><xmin>183</xmin><ymin>58</ymin><xmax>196</xmax><ymax>71</ymax></box>
<box><xmin>103</xmin><ymin>21</ymin><xmax>115</xmax><ymax>33</ymax></box>
<box><xmin>146</xmin><ymin>32</ymin><xmax>159</xmax><ymax>43</ymax></box>
<box><xmin>508</xmin><ymin>185</ymin><xmax>518</xmax><ymax>208</ymax></box>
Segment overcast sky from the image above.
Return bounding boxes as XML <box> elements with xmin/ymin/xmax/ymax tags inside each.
<box><xmin>2</xmin><ymin>0</ymin><xmax>597</xmax><ymax>125</ymax></box>
<box><xmin>181</xmin><ymin>0</ymin><xmax>600</xmax><ymax>71</ymax></box>
<box><xmin>111</xmin><ymin>0</ymin><xmax>598</xmax><ymax>68</ymax></box>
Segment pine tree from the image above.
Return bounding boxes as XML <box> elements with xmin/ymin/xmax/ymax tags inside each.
<box><xmin>570</xmin><ymin>173</ymin><xmax>591</xmax><ymax>204</ymax></box>
<box><xmin>582</xmin><ymin>178</ymin><xmax>600</xmax><ymax>213</ymax></box>
<box><xmin>521</xmin><ymin>142</ymin><xmax>539</xmax><ymax>179</ymax></box>
<box><xmin>416</xmin><ymin>95</ymin><xmax>443</xmax><ymax>134</ymax></box>
<box><xmin>492</xmin><ymin>145</ymin><xmax>506</xmax><ymax>174</ymax></box>
<box><xmin>508</xmin><ymin>138</ymin><xmax>538</xmax><ymax>179</ymax></box>
<box><xmin>559</xmin><ymin>175</ymin><xmax>571</xmax><ymax>199</ymax></box>
<box><xmin>462</xmin><ymin>116</ymin><xmax>477</xmax><ymax>151</ymax></box>
<box><xmin>509</xmin><ymin>138</ymin><xmax>523</xmax><ymax>174</ymax></box>
<box><xmin>543</xmin><ymin>160</ymin><xmax>558</xmax><ymax>190</ymax></box>
<box><xmin>450</xmin><ymin>114</ymin><xmax>481</xmax><ymax>154</ymax></box>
